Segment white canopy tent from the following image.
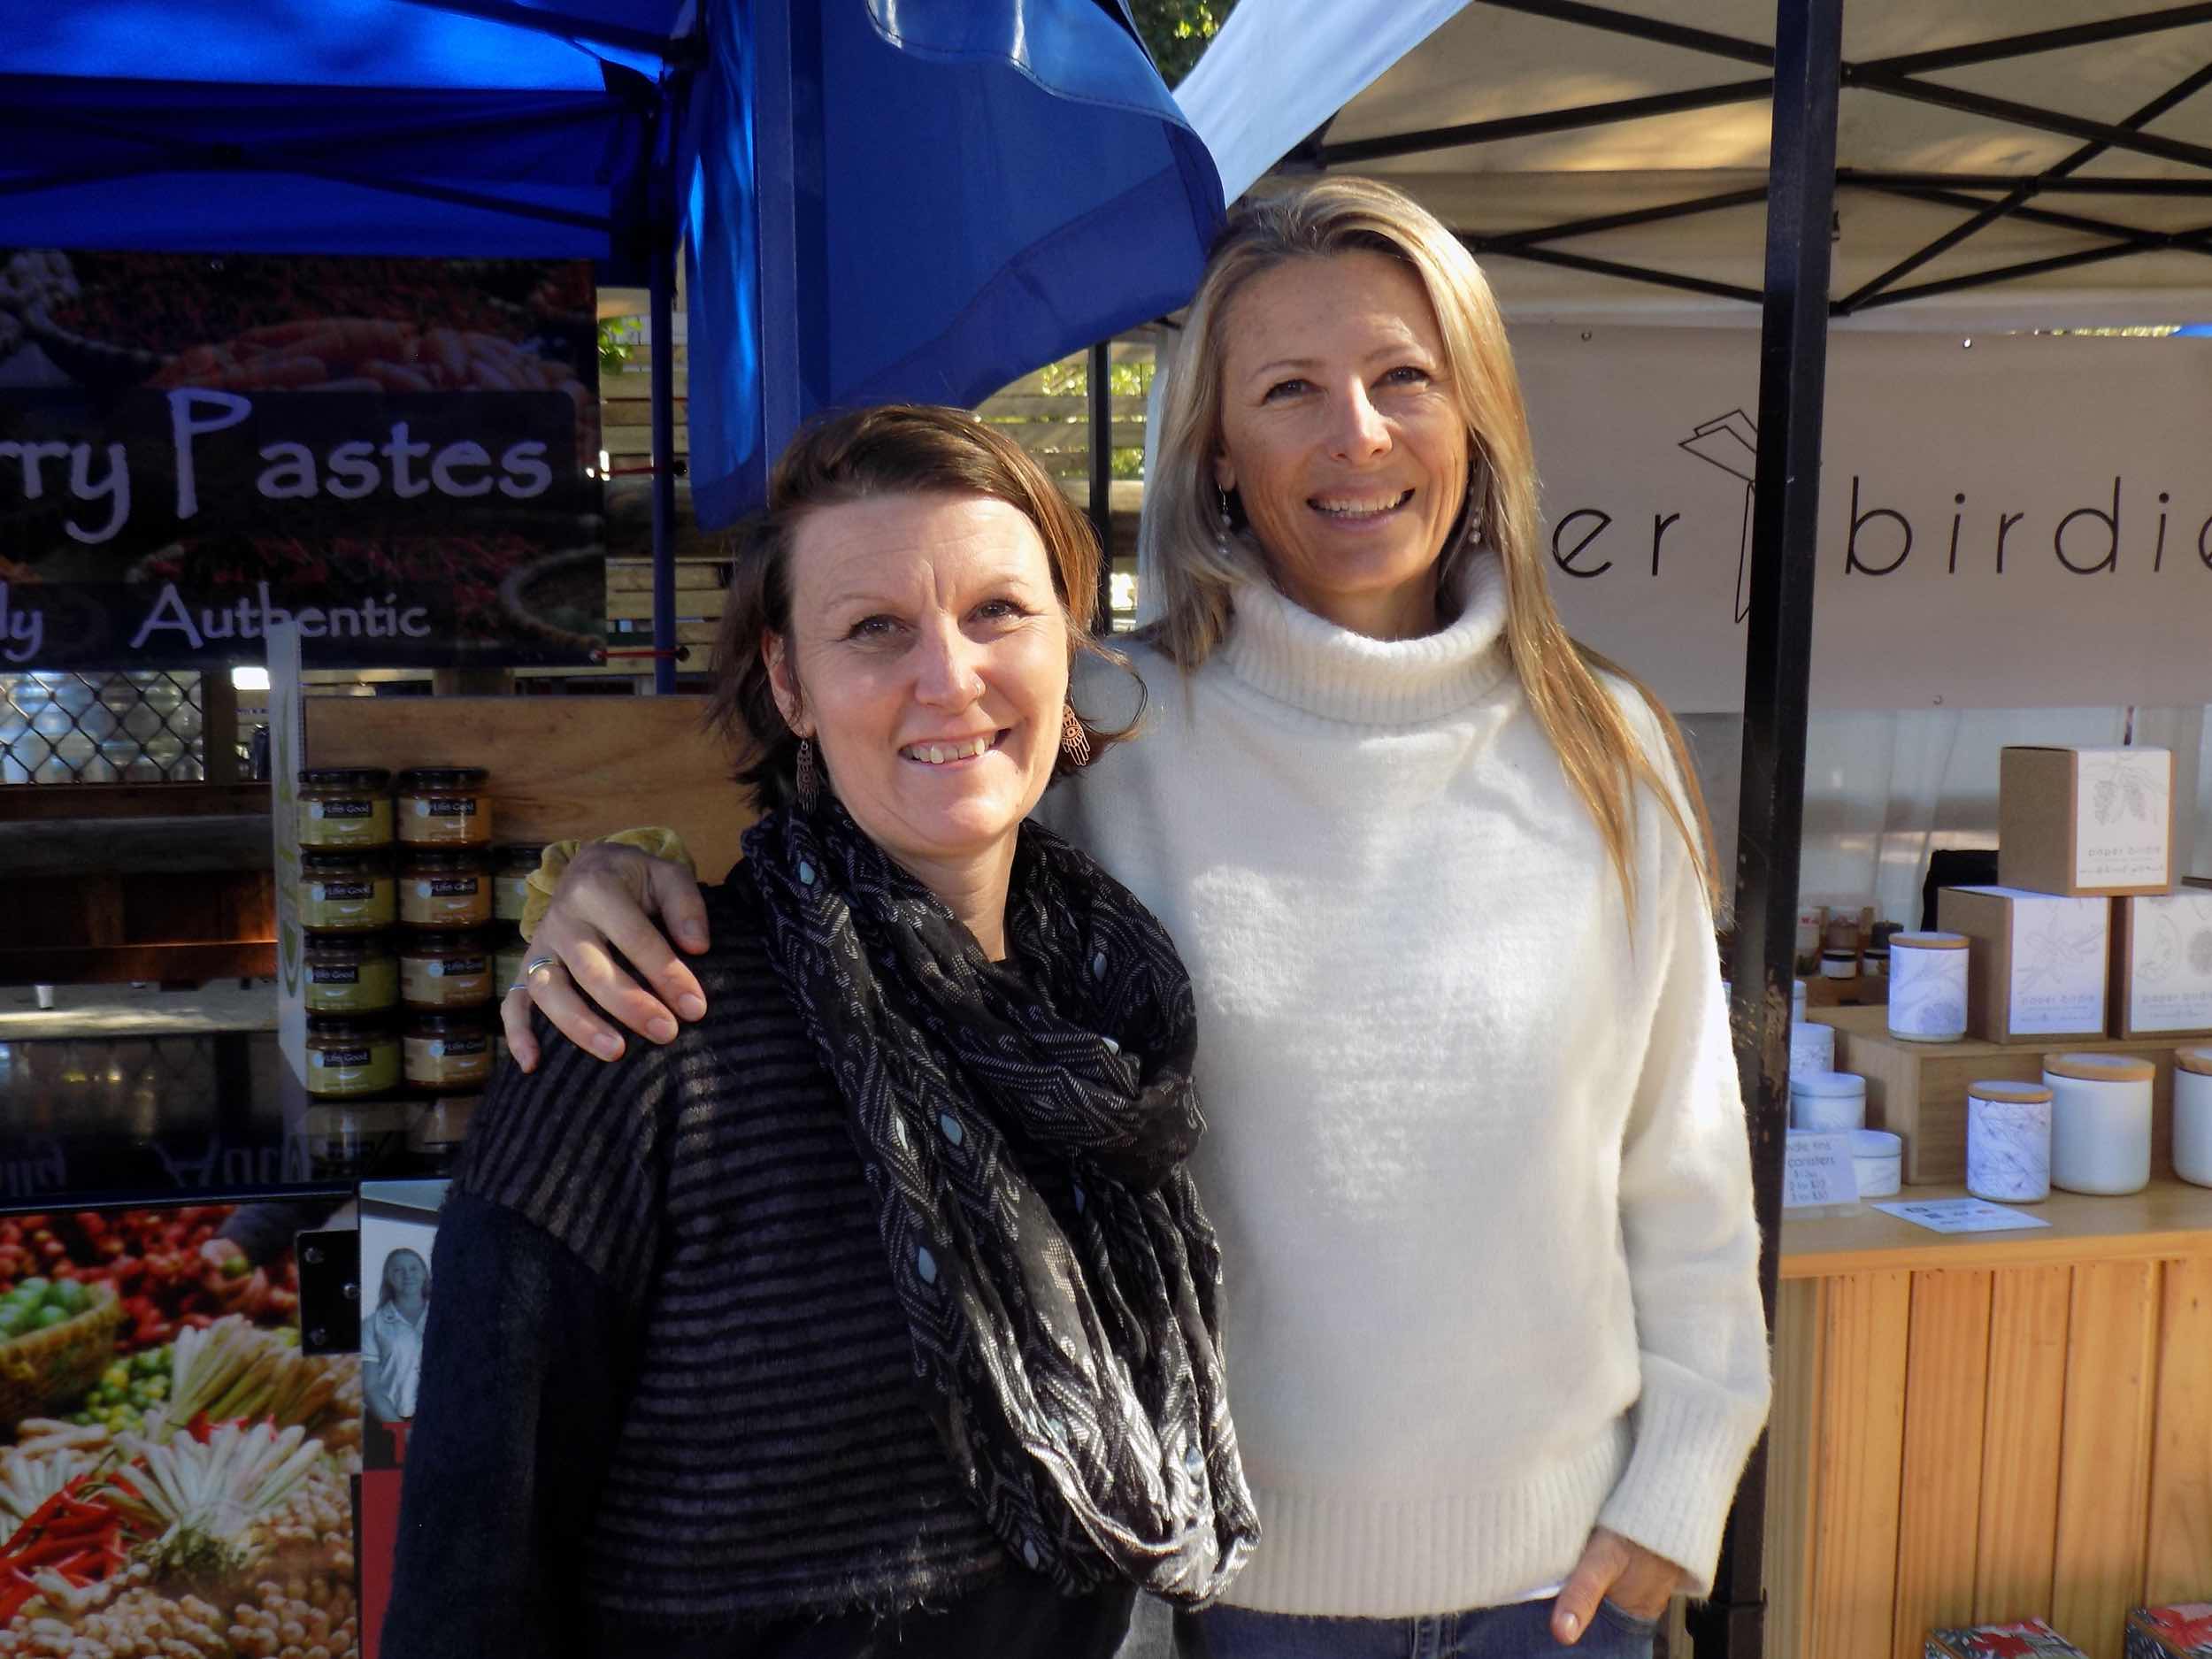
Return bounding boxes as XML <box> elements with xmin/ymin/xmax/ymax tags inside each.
<box><xmin>1179</xmin><ymin>0</ymin><xmax>2212</xmax><ymax>327</ymax></box>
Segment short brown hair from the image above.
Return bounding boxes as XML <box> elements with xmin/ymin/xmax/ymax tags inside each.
<box><xmin>710</xmin><ymin>403</ymin><xmax>1137</xmax><ymax>809</ymax></box>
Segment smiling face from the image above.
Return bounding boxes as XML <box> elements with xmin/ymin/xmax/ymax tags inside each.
<box><xmin>383</xmin><ymin>1251</ymin><xmax>426</xmax><ymax>1307</ymax></box>
<box><xmin>766</xmin><ymin>490</ymin><xmax>1069</xmax><ymax>914</ymax></box>
<box><xmin>1212</xmin><ymin>250</ymin><xmax>1472</xmax><ymax>640</ymax></box>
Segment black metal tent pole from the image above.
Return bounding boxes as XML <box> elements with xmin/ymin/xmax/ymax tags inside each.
<box><xmin>1691</xmin><ymin>1</ymin><xmax>1843</xmax><ymax>1655</ymax></box>
<box><xmin>649</xmin><ymin>183</ymin><xmax>680</xmax><ymax>695</ymax></box>
<box><xmin>1088</xmin><ymin>340</ymin><xmax>1114</xmax><ymax>628</ymax></box>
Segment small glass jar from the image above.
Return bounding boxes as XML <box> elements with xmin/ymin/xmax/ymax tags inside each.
<box><xmin>493</xmin><ymin>926</ymin><xmax>528</xmax><ymax>994</ymax></box>
<box><xmin>409</xmin><ymin>1094</ymin><xmax>481</xmax><ymax>1169</ymax></box>
<box><xmin>1862</xmin><ymin>947</ymin><xmax>1890</xmax><ymax>979</ymax></box>
<box><xmin>303</xmin><ymin>1016</ymin><xmax>400</xmax><ymax>1098</ymax></box>
<box><xmin>301</xmin><ymin>1100</ymin><xmax>411</xmax><ymax>1180</ymax></box>
<box><xmin>299</xmin><ymin>850</ymin><xmax>396</xmax><ymax>932</ymax></box>
<box><xmin>494</xmin><ymin>844</ymin><xmax>545</xmax><ymax>924</ymax></box>
<box><xmin>400</xmin><ymin>848</ymin><xmax>492</xmax><ymax>930</ymax></box>
<box><xmin>298</xmin><ymin>767</ymin><xmax>393</xmax><ymax>849</ymax></box>
<box><xmin>1819</xmin><ymin>947</ymin><xmax>1858</xmax><ymax>980</ymax></box>
<box><xmin>400</xmin><ymin>931</ymin><xmax>495</xmax><ymax>1011</ymax></box>
<box><xmin>403</xmin><ymin>1012</ymin><xmax>495</xmax><ymax>1091</ymax></box>
<box><xmin>303</xmin><ymin>933</ymin><xmax>398</xmax><ymax>1016</ymax></box>
<box><xmin>396</xmin><ymin>766</ymin><xmax>492</xmax><ymax>847</ymax></box>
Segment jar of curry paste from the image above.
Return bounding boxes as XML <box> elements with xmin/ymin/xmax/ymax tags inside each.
<box><xmin>303</xmin><ymin>933</ymin><xmax>399</xmax><ymax>1017</ymax></box>
<box><xmin>396</xmin><ymin>767</ymin><xmax>491</xmax><ymax>847</ymax></box>
<box><xmin>303</xmin><ymin>1017</ymin><xmax>401</xmax><ymax>1099</ymax></box>
<box><xmin>403</xmin><ymin>1012</ymin><xmax>495</xmax><ymax>1092</ymax></box>
<box><xmin>400</xmin><ymin>848</ymin><xmax>492</xmax><ymax>929</ymax></box>
<box><xmin>299</xmin><ymin>850</ymin><xmax>396</xmax><ymax>932</ymax></box>
<box><xmin>400</xmin><ymin>931</ymin><xmax>495</xmax><ymax>1012</ymax></box>
<box><xmin>494</xmin><ymin>844</ymin><xmax>544</xmax><ymax>924</ymax></box>
<box><xmin>298</xmin><ymin>768</ymin><xmax>393</xmax><ymax>849</ymax></box>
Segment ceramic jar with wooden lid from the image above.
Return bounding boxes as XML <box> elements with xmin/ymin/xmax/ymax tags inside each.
<box><xmin>2176</xmin><ymin>1047</ymin><xmax>2212</xmax><ymax>1188</ymax></box>
<box><xmin>2043</xmin><ymin>1053</ymin><xmax>2154</xmax><ymax>1195</ymax></box>
<box><xmin>1888</xmin><ymin>932</ymin><xmax>1970</xmax><ymax>1042</ymax></box>
<box><xmin>1966</xmin><ymin>1079</ymin><xmax>2054</xmax><ymax>1202</ymax></box>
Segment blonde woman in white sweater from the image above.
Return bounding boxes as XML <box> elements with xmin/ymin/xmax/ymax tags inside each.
<box><xmin>507</xmin><ymin>179</ymin><xmax>1769</xmax><ymax>1657</ymax></box>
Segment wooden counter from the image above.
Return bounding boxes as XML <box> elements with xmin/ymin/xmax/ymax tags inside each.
<box><xmin>1766</xmin><ymin>1179</ymin><xmax>2212</xmax><ymax>1659</ymax></box>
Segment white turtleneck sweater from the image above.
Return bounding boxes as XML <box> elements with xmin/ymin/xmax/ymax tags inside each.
<box><xmin>1040</xmin><ymin>553</ymin><xmax>1769</xmax><ymax>1617</ymax></box>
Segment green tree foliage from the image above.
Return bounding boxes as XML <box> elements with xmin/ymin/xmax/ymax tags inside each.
<box><xmin>1130</xmin><ymin>0</ymin><xmax>1237</xmax><ymax>87</ymax></box>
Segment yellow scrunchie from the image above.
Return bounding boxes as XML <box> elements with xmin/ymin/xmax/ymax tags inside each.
<box><xmin>519</xmin><ymin>826</ymin><xmax>695</xmax><ymax>942</ymax></box>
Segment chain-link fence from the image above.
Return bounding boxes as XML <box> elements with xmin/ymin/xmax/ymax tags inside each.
<box><xmin>0</xmin><ymin>672</ymin><xmax>208</xmax><ymax>784</ymax></box>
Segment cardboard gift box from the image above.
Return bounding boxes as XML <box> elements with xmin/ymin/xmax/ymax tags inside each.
<box><xmin>2127</xmin><ymin>1604</ymin><xmax>2212</xmax><ymax>1659</ymax></box>
<box><xmin>1938</xmin><ymin>886</ymin><xmax>2111</xmax><ymax>1044</ymax></box>
<box><xmin>2000</xmin><ymin>746</ymin><xmax>2173</xmax><ymax>897</ymax></box>
<box><xmin>2111</xmin><ymin>891</ymin><xmax>2212</xmax><ymax>1040</ymax></box>
<box><xmin>1928</xmin><ymin>1620</ymin><xmax>2088</xmax><ymax>1658</ymax></box>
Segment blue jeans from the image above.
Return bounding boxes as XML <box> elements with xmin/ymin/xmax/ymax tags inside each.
<box><xmin>1173</xmin><ymin>1597</ymin><xmax>1658</xmax><ymax>1659</ymax></box>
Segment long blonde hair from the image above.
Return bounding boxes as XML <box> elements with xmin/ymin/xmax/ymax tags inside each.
<box><xmin>1141</xmin><ymin>175</ymin><xmax>1718</xmax><ymax>916</ymax></box>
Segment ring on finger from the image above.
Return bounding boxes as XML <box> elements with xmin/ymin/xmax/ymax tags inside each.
<box><xmin>522</xmin><ymin>954</ymin><xmax>562</xmax><ymax>982</ymax></box>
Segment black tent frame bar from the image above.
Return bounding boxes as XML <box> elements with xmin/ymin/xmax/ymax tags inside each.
<box><xmin>1329</xmin><ymin>0</ymin><xmax>2212</xmax><ymax>318</ymax></box>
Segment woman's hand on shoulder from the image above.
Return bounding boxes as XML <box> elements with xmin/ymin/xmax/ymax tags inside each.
<box><xmin>1550</xmin><ymin>1525</ymin><xmax>1683</xmax><ymax>1644</ymax></box>
<box><xmin>502</xmin><ymin>841</ymin><xmax>710</xmax><ymax>1071</ymax></box>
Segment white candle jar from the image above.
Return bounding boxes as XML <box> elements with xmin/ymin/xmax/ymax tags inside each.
<box><xmin>1793</xmin><ymin>1070</ymin><xmax>1867</xmax><ymax>1133</ymax></box>
<box><xmin>1789</xmin><ymin>1020</ymin><xmax>1836</xmax><ymax>1084</ymax></box>
<box><xmin>2176</xmin><ymin>1047</ymin><xmax>2212</xmax><ymax>1188</ymax></box>
<box><xmin>1888</xmin><ymin>932</ymin><xmax>1970</xmax><ymax>1042</ymax></box>
<box><xmin>2044</xmin><ymin>1053</ymin><xmax>2154</xmax><ymax>1195</ymax></box>
<box><xmin>1852</xmin><ymin>1129</ymin><xmax>1903</xmax><ymax>1197</ymax></box>
<box><xmin>1966</xmin><ymin>1079</ymin><xmax>2053</xmax><ymax>1202</ymax></box>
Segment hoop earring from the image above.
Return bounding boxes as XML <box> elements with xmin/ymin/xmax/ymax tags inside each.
<box><xmin>1060</xmin><ymin>706</ymin><xmax>1093</xmax><ymax>768</ymax></box>
<box><xmin>795</xmin><ymin>736</ymin><xmax>818</xmax><ymax>809</ymax></box>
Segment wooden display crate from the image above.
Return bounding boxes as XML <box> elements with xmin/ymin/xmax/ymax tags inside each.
<box><xmin>1810</xmin><ymin>1005</ymin><xmax>2185</xmax><ymax>1186</ymax></box>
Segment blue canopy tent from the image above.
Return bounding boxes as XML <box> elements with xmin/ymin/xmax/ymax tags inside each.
<box><xmin>0</xmin><ymin>0</ymin><xmax>1224</xmax><ymax>687</ymax></box>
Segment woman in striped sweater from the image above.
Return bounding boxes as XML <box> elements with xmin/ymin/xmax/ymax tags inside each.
<box><xmin>380</xmin><ymin>406</ymin><xmax>1256</xmax><ymax>1659</ymax></box>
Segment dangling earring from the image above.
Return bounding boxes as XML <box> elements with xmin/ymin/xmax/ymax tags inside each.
<box><xmin>1463</xmin><ymin>470</ymin><xmax>1486</xmax><ymax>546</ymax></box>
<box><xmin>1215</xmin><ymin>486</ymin><xmax>1234</xmax><ymax>555</ymax></box>
<box><xmin>794</xmin><ymin>736</ymin><xmax>818</xmax><ymax>809</ymax></box>
<box><xmin>1060</xmin><ymin>705</ymin><xmax>1092</xmax><ymax>768</ymax></box>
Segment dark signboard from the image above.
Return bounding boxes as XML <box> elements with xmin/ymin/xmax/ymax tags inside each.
<box><xmin>0</xmin><ymin>251</ymin><xmax>604</xmax><ymax>668</ymax></box>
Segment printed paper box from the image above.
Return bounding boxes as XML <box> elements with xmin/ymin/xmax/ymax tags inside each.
<box><xmin>2000</xmin><ymin>746</ymin><xmax>2173</xmax><ymax>897</ymax></box>
<box><xmin>1938</xmin><ymin>886</ymin><xmax>2110</xmax><ymax>1043</ymax></box>
<box><xmin>2112</xmin><ymin>892</ymin><xmax>2212</xmax><ymax>1039</ymax></box>
<box><xmin>1928</xmin><ymin>1620</ymin><xmax>2088</xmax><ymax>1659</ymax></box>
<box><xmin>2128</xmin><ymin>1603</ymin><xmax>2212</xmax><ymax>1659</ymax></box>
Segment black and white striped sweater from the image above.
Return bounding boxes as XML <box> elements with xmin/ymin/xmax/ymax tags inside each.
<box><xmin>380</xmin><ymin>871</ymin><xmax>1133</xmax><ymax>1658</ymax></box>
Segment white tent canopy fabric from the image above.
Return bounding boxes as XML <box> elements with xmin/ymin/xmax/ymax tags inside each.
<box><xmin>1178</xmin><ymin>1</ymin><xmax>2212</xmax><ymax>326</ymax></box>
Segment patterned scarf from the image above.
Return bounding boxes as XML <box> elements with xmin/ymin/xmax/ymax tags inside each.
<box><xmin>743</xmin><ymin>799</ymin><xmax>1258</xmax><ymax>1607</ymax></box>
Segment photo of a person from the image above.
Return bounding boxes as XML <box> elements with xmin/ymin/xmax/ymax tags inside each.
<box><xmin>361</xmin><ymin>1246</ymin><xmax>430</xmax><ymax>1466</ymax></box>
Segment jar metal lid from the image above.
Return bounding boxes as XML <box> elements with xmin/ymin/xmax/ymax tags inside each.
<box><xmin>1968</xmin><ymin>1079</ymin><xmax>2054</xmax><ymax>1104</ymax></box>
<box><xmin>305</xmin><ymin>1015</ymin><xmax>391</xmax><ymax>1038</ymax></box>
<box><xmin>1893</xmin><ymin>931</ymin><xmax>1969</xmax><ymax>949</ymax></box>
<box><xmin>396</xmin><ymin>766</ymin><xmax>488</xmax><ymax>791</ymax></box>
<box><xmin>304</xmin><ymin>932</ymin><xmax>390</xmax><ymax>958</ymax></box>
<box><xmin>2043</xmin><ymin>1053</ymin><xmax>2155</xmax><ymax>1083</ymax></box>
<box><xmin>1793</xmin><ymin>1070</ymin><xmax>1866</xmax><ymax>1097</ymax></box>
<box><xmin>408</xmin><ymin>1011</ymin><xmax>491</xmax><ymax>1034</ymax></box>
<box><xmin>402</xmin><ymin>930</ymin><xmax>488</xmax><ymax>954</ymax></box>
<box><xmin>1851</xmin><ymin>1129</ymin><xmax>1901</xmax><ymax>1156</ymax></box>
<box><xmin>299</xmin><ymin>767</ymin><xmax>391</xmax><ymax>790</ymax></box>
<box><xmin>400</xmin><ymin>848</ymin><xmax>488</xmax><ymax>870</ymax></box>
<box><xmin>303</xmin><ymin>849</ymin><xmax>389</xmax><ymax>870</ymax></box>
<box><xmin>2177</xmin><ymin>1047</ymin><xmax>2212</xmax><ymax>1078</ymax></box>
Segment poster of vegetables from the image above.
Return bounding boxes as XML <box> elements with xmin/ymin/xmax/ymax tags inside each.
<box><xmin>0</xmin><ymin>250</ymin><xmax>603</xmax><ymax>669</ymax></box>
<box><xmin>0</xmin><ymin>1202</ymin><xmax>360</xmax><ymax>1659</ymax></box>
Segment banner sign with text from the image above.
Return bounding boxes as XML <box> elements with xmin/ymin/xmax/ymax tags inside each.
<box><xmin>0</xmin><ymin>250</ymin><xmax>603</xmax><ymax>668</ymax></box>
<box><xmin>1519</xmin><ymin>326</ymin><xmax>2212</xmax><ymax>711</ymax></box>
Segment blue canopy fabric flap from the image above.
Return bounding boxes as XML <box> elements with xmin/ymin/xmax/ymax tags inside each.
<box><xmin>0</xmin><ymin>0</ymin><xmax>1223</xmax><ymax>533</ymax></box>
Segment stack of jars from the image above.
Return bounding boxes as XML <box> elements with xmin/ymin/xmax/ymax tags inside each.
<box><xmin>297</xmin><ymin>765</ymin><xmax>500</xmax><ymax>1170</ymax></box>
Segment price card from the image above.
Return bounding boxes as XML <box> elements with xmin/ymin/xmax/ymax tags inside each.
<box><xmin>1870</xmin><ymin>1197</ymin><xmax>2053</xmax><ymax>1234</ymax></box>
<box><xmin>1783</xmin><ymin>1133</ymin><xmax>1859</xmax><ymax>1210</ymax></box>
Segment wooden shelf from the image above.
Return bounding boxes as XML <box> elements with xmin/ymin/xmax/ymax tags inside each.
<box><xmin>1780</xmin><ymin>1174</ymin><xmax>2212</xmax><ymax>1279</ymax></box>
<box><xmin>0</xmin><ymin>783</ymin><xmax>270</xmax><ymax>824</ymax></box>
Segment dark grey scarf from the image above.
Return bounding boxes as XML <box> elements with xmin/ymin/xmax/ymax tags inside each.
<box><xmin>743</xmin><ymin>799</ymin><xmax>1257</xmax><ymax>1607</ymax></box>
